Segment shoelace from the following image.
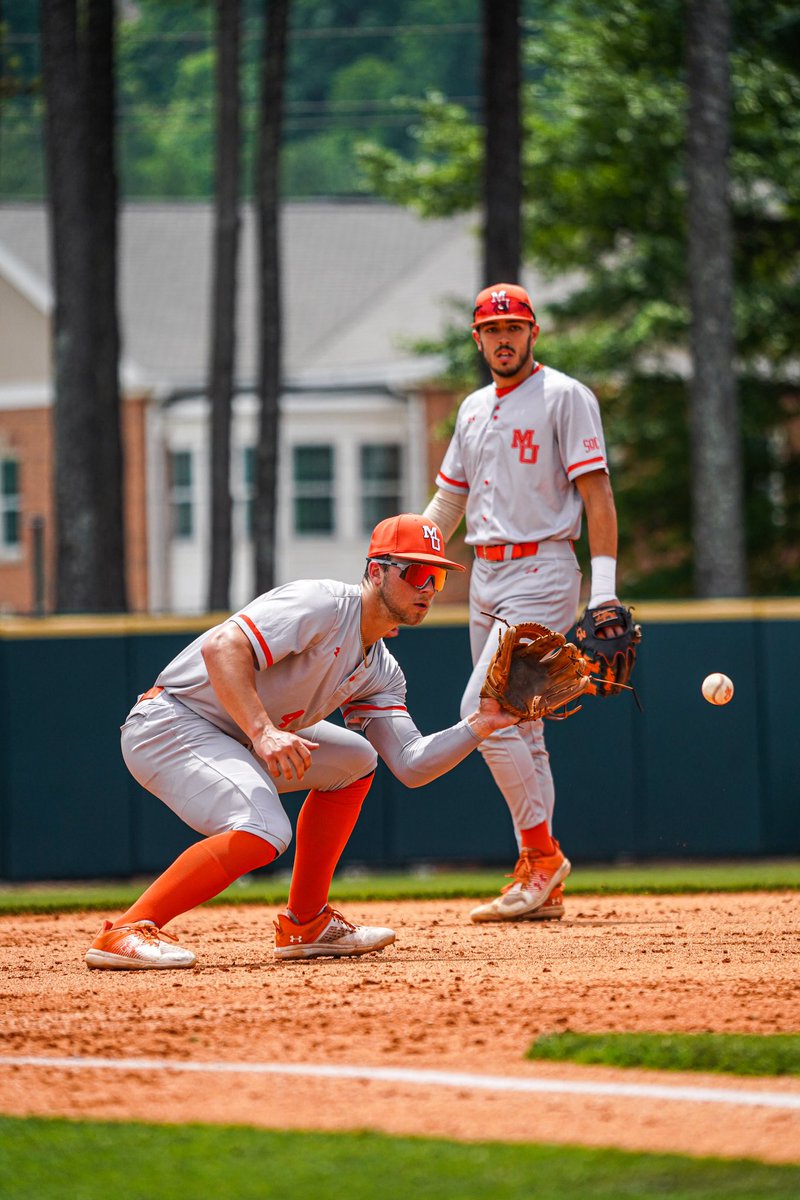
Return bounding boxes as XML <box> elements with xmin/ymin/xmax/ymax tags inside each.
<box><xmin>500</xmin><ymin>852</ymin><xmax>548</xmax><ymax>894</ymax></box>
<box><xmin>118</xmin><ymin>922</ymin><xmax>180</xmax><ymax>944</ymax></box>
<box><xmin>275</xmin><ymin>907</ymin><xmax>358</xmax><ymax>935</ymax></box>
<box><xmin>326</xmin><ymin>908</ymin><xmax>357</xmax><ymax>932</ymax></box>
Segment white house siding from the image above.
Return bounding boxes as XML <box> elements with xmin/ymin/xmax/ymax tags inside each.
<box><xmin>158</xmin><ymin>388</ymin><xmax>423</xmax><ymax>614</ymax></box>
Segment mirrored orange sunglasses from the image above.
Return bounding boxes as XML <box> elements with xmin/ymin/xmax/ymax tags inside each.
<box><xmin>372</xmin><ymin>558</ymin><xmax>448</xmax><ymax>592</ymax></box>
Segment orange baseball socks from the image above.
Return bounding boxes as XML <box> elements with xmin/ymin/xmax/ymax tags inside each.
<box><xmin>286</xmin><ymin>772</ymin><xmax>375</xmax><ymax>924</ymax></box>
<box><xmin>113</xmin><ymin>829</ymin><xmax>277</xmax><ymax>931</ymax></box>
<box><xmin>519</xmin><ymin>819</ymin><xmax>555</xmax><ymax>856</ymax></box>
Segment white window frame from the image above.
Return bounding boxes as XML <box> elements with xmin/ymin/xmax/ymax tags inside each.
<box><xmin>292</xmin><ymin>442</ymin><xmax>336</xmax><ymax>536</ymax></box>
<box><xmin>359</xmin><ymin>441</ymin><xmax>404</xmax><ymax>535</ymax></box>
<box><xmin>0</xmin><ymin>456</ymin><xmax>22</xmax><ymax>560</ymax></box>
<box><xmin>168</xmin><ymin>448</ymin><xmax>195</xmax><ymax>541</ymax></box>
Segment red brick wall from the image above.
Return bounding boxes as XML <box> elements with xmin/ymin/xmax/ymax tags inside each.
<box><xmin>0</xmin><ymin>396</ymin><xmax>151</xmax><ymax>614</ymax></box>
<box><xmin>0</xmin><ymin>406</ymin><xmax>54</xmax><ymax>614</ymax></box>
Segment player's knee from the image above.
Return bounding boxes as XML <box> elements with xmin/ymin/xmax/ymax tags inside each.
<box><xmin>353</xmin><ymin>740</ymin><xmax>379</xmax><ymax>779</ymax></box>
<box><xmin>262</xmin><ymin>809</ymin><xmax>293</xmax><ymax>856</ymax></box>
<box><xmin>333</xmin><ymin>743</ymin><xmax>378</xmax><ymax>789</ymax></box>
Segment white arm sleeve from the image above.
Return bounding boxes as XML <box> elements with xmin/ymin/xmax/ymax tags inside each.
<box><xmin>363</xmin><ymin>711</ymin><xmax>480</xmax><ymax>789</ymax></box>
<box><xmin>421</xmin><ymin>489</ymin><xmax>467</xmax><ymax>542</ymax></box>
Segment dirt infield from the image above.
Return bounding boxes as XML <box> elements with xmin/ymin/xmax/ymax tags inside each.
<box><xmin>1</xmin><ymin>892</ymin><xmax>799</xmax><ymax>1163</ymax></box>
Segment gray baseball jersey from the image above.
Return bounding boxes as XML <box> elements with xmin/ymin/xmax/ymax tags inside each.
<box><xmin>435</xmin><ymin>364</ymin><xmax>608</xmax><ymax>545</ymax></box>
<box><xmin>149</xmin><ymin>579</ymin><xmax>407</xmax><ymax>738</ymax></box>
<box><xmin>123</xmin><ymin>579</ymin><xmax>483</xmax><ymax>850</ymax></box>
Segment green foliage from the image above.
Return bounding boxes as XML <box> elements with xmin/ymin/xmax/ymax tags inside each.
<box><xmin>360</xmin><ymin>0</ymin><xmax>800</xmax><ymax>598</ymax></box>
<box><xmin>122</xmin><ymin>48</ymin><xmax>216</xmax><ymax>198</ymax></box>
<box><xmin>4</xmin><ymin>1</ymin><xmax>800</xmax><ymax>593</ymax></box>
<box><xmin>0</xmin><ymin>1</ymin><xmax>44</xmax><ymax>198</ymax></box>
<box><xmin>357</xmin><ymin>93</ymin><xmax>482</xmax><ymax>214</ymax></box>
<box><xmin>0</xmin><ymin>0</ymin><xmax>483</xmax><ymax>201</ymax></box>
<box><xmin>2</xmin><ymin>1117</ymin><xmax>800</xmax><ymax>1200</ymax></box>
<box><xmin>527</xmin><ymin>1032</ymin><xmax>800</xmax><ymax>1078</ymax></box>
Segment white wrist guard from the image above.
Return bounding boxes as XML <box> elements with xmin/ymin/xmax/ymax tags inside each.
<box><xmin>589</xmin><ymin>555</ymin><xmax>617</xmax><ymax>608</ymax></box>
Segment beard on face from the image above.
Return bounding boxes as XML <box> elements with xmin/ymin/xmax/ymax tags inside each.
<box><xmin>481</xmin><ymin>329</ymin><xmax>533</xmax><ymax>376</ymax></box>
<box><xmin>378</xmin><ymin>575</ymin><xmax>428</xmax><ymax>627</ymax></box>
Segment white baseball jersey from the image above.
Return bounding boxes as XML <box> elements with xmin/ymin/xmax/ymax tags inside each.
<box><xmin>149</xmin><ymin>579</ymin><xmax>407</xmax><ymax>739</ymax></box>
<box><xmin>435</xmin><ymin>364</ymin><xmax>608</xmax><ymax>545</ymax></box>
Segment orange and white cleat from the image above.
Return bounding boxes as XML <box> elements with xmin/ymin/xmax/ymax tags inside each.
<box><xmin>85</xmin><ymin>919</ymin><xmax>196</xmax><ymax>970</ymax></box>
<box><xmin>274</xmin><ymin>905</ymin><xmax>395</xmax><ymax>961</ymax></box>
<box><xmin>520</xmin><ymin>883</ymin><xmax>565</xmax><ymax>920</ymax></box>
<box><xmin>469</xmin><ymin>842</ymin><xmax>570</xmax><ymax>923</ymax></box>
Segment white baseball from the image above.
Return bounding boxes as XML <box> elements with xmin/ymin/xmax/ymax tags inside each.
<box><xmin>702</xmin><ymin>672</ymin><xmax>734</xmax><ymax>705</ymax></box>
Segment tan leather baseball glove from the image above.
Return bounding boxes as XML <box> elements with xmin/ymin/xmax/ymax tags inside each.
<box><xmin>480</xmin><ymin>620</ymin><xmax>594</xmax><ymax>721</ymax></box>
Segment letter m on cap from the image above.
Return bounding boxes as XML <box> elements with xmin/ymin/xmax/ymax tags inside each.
<box><xmin>422</xmin><ymin>523</ymin><xmax>442</xmax><ymax>551</ymax></box>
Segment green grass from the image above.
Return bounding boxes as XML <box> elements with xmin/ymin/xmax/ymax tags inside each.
<box><xmin>2</xmin><ymin>870</ymin><xmax>798</xmax><ymax>1192</ymax></box>
<box><xmin>1</xmin><ymin>1117</ymin><xmax>798</xmax><ymax>1200</ymax></box>
<box><xmin>0</xmin><ymin>858</ymin><xmax>799</xmax><ymax>915</ymax></box>
<box><xmin>527</xmin><ymin>1032</ymin><xmax>800</xmax><ymax>1077</ymax></box>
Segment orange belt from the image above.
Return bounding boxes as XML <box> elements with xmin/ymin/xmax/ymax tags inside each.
<box><xmin>475</xmin><ymin>541</ymin><xmax>540</xmax><ymax>562</ymax></box>
<box><xmin>139</xmin><ymin>685</ymin><xmax>164</xmax><ymax>702</ymax></box>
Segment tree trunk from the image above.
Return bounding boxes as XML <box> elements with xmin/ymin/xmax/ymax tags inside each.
<box><xmin>84</xmin><ymin>0</ymin><xmax>126</xmax><ymax>611</ymax></box>
<box><xmin>686</xmin><ymin>0</ymin><xmax>747</xmax><ymax>597</ymax></box>
<box><xmin>41</xmin><ymin>0</ymin><xmax>126</xmax><ymax>612</ymax></box>
<box><xmin>207</xmin><ymin>0</ymin><xmax>241</xmax><ymax>612</ymax></box>
<box><xmin>481</xmin><ymin>0</ymin><xmax>522</xmax><ymax>286</ymax></box>
<box><xmin>253</xmin><ymin>0</ymin><xmax>288</xmax><ymax>596</ymax></box>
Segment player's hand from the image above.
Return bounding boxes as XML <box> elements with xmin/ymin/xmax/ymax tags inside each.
<box><xmin>466</xmin><ymin>697</ymin><xmax>522</xmax><ymax>739</ymax></box>
<box><xmin>254</xmin><ymin>727</ymin><xmax>319</xmax><ymax>781</ymax></box>
<box><xmin>592</xmin><ymin>598</ymin><xmax>624</xmax><ymax>639</ymax></box>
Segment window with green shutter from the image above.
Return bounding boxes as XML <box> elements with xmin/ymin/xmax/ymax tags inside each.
<box><xmin>1</xmin><ymin>458</ymin><xmax>20</xmax><ymax>549</ymax></box>
<box><xmin>293</xmin><ymin>444</ymin><xmax>334</xmax><ymax>535</ymax></box>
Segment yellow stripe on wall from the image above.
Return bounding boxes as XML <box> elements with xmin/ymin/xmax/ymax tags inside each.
<box><xmin>2</xmin><ymin>597</ymin><xmax>800</xmax><ymax>639</ymax></box>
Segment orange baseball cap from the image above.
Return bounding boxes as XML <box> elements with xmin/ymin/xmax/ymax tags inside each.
<box><xmin>472</xmin><ymin>283</ymin><xmax>536</xmax><ymax>327</ymax></box>
<box><xmin>367</xmin><ymin>513</ymin><xmax>465</xmax><ymax>571</ymax></box>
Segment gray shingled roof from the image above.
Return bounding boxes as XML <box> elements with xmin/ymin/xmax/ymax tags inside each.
<box><xmin>0</xmin><ymin>201</ymin><xmax>484</xmax><ymax>392</ymax></box>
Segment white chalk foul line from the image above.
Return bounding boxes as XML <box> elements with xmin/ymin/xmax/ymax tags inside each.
<box><xmin>1</xmin><ymin>1056</ymin><xmax>800</xmax><ymax>1111</ymax></box>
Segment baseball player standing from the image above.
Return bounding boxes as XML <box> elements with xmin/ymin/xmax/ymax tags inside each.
<box><xmin>423</xmin><ymin>284</ymin><xmax>622</xmax><ymax>922</ymax></box>
<box><xmin>85</xmin><ymin>513</ymin><xmax>521</xmax><ymax>970</ymax></box>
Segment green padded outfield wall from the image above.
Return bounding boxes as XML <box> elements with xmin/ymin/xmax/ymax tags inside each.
<box><xmin>0</xmin><ymin>601</ymin><xmax>798</xmax><ymax>881</ymax></box>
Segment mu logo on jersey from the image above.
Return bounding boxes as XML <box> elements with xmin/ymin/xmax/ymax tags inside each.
<box><xmin>511</xmin><ymin>428</ymin><xmax>539</xmax><ymax>464</ymax></box>
<box><xmin>422</xmin><ymin>523</ymin><xmax>442</xmax><ymax>551</ymax></box>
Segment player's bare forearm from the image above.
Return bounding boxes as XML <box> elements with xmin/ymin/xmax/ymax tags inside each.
<box><xmin>201</xmin><ymin>623</ymin><xmax>318</xmax><ymax>779</ymax></box>
<box><xmin>576</xmin><ymin>470</ymin><xmax>618</xmax><ymax>561</ymax></box>
<box><xmin>575</xmin><ymin>471</ymin><xmax>625</xmax><ymax>637</ymax></box>
<box><xmin>202</xmin><ymin>623</ymin><xmax>272</xmax><ymax>740</ymax></box>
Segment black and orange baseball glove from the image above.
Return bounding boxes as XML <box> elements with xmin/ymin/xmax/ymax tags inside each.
<box><xmin>575</xmin><ymin>604</ymin><xmax>642</xmax><ymax>698</ymax></box>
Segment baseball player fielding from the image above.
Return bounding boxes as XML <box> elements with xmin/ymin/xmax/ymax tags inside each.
<box><xmin>702</xmin><ymin>672</ymin><xmax>734</xmax><ymax>705</ymax></box>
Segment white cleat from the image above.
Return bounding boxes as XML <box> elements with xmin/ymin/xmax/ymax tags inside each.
<box><xmin>85</xmin><ymin>919</ymin><xmax>196</xmax><ymax>969</ymax></box>
<box><xmin>274</xmin><ymin>905</ymin><xmax>396</xmax><ymax>960</ymax></box>
<box><xmin>470</xmin><ymin>843</ymin><xmax>571</xmax><ymax>923</ymax></box>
